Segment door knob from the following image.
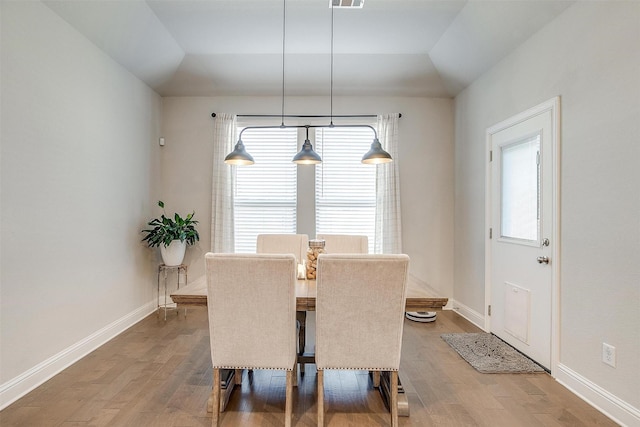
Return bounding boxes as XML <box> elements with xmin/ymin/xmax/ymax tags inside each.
<box><xmin>537</xmin><ymin>256</ymin><xmax>550</xmax><ymax>264</ymax></box>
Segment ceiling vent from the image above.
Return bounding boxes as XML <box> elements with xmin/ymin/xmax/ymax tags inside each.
<box><xmin>331</xmin><ymin>0</ymin><xmax>364</xmax><ymax>8</ymax></box>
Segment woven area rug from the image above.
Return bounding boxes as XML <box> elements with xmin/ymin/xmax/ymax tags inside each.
<box><xmin>441</xmin><ymin>333</ymin><xmax>545</xmax><ymax>374</ymax></box>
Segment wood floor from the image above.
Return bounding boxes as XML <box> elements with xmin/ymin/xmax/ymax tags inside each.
<box><xmin>0</xmin><ymin>308</ymin><xmax>618</xmax><ymax>426</ymax></box>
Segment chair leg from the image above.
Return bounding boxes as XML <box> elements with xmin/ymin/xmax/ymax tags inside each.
<box><xmin>296</xmin><ymin>311</ymin><xmax>306</xmax><ymax>374</ymax></box>
<box><xmin>285</xmin><ymin>369</ymin><xmax>293</xmax><ymax>427</ymax></box>
<box><xmin>212</xmin><ymin>368</ymin><xmax>221</xmax><ymax>427</ymax></box>
<box><xmin>234</xmin><ymin>369</ymin><xmax>242</xmax><ymax>386</ymax></box>
<box><xmin>390</xmin><ymin>371</ymin><xmax>398</xmax><ymax>427</ymax></box>
<box><xmin>317</xmin><ymin>370</ymin><xmax>324</xmax><ymax>426</ymax></box>
<box><xmin>292</xmin><ymin>360</ymin><xmax>298</xmax><ymax>387</ymax></box>
<box><xmin>372</xmin><ymin>371</ymin><xmax>381</xmax><ymax>388</ymax></box>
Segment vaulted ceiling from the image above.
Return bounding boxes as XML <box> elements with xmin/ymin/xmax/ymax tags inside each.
<box><xmin>43</xmin><ymin>0</ymin><xmax>574</xmax><ymax>98</ymax></box>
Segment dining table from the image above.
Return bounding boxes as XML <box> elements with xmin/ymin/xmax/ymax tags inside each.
<box><xmin>170</xmin><ymin>275</ymin><xmax>448</xmax><ymax>417</ymax></box>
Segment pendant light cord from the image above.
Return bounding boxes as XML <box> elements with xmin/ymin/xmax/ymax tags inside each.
<box><xmin>281</xmin><ymin>0</ymin><xmax>286</xmax><ymax>127</ymax></box>
<box><xmin>330</xmin><ymin>2</ymin><xmax>334</xmax><ymax>127</ymax></box>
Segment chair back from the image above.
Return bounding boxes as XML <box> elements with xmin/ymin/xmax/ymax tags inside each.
<box><xmin>257</xmin><ymin>233</ymin><xmax>309</xmax><ymax>264</ymax></box>
<box><xmin>316</xmin><ymin>234</ymin><xmax>368</xmax><ymax>254</ymax></box>
<box><xmin>205</xmin><ymin>253</ymin><xmax>297</xmax><ymax>370</ymax></box>
<box><xmin>315</xmin><ymin>254</ymin><xmax>409</xmax><ymax>371</ymax></box>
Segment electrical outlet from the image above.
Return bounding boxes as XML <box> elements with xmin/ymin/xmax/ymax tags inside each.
<box><xmin>602</xmin><ymin>343</ymin><xmax>616</xmax><ymax>367</ymax></box>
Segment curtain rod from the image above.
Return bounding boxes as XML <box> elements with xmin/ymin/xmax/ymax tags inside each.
<box><xmin>210</xmin><ymin>113</ymin><xmax>401</xmax><ymax>119</ymax></box>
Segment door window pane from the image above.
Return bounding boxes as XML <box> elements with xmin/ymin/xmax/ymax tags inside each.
<box><xmin>500</xmin><ymin>134</ymin><xmax>540</xmax><ymax>242</ymax></box>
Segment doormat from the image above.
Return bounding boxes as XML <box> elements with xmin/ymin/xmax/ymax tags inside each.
<box><xmin>441</xmin><ymin>333</ymin><xmax>545</xmax><ymax>374</ymax></box>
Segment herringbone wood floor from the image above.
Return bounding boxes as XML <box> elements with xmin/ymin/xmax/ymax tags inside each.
<box><xmin>0</xmin><ymin>308</ymin><xmax>618</xmax><ymax>426</ymax></box>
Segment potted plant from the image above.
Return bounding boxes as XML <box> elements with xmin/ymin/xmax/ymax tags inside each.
<box><xmin>142</xmin><ymin>201</ymin><xmax>200</xmax><ymax>266</ymax></box>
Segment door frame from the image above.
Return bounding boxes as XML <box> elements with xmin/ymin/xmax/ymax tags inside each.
<box><xmin>484</xmin><ymin>96</ymin><xmax>561</xmax><ymax>377</ymax></box>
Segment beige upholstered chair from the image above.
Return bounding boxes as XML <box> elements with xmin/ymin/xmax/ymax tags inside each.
<box><xmin>256</xmin><ymin>233</ymin><xmax>309</xmax><ymax>264</ymax></box>
<box><xmin>205</xmin><ymin>253</ymin><xmax>297</xmax><ymax>427</ymax></box>
<box><xmin>256</xmin><ymin>233</ymin><xmax>308</xmax><ymax>374</ymax></box>
<box><xmin>316</xmin><ymin>234</ymin><xmax>368</xmax><ymax>254</ymax></box>
<box><xmin>315</xmin><ymin>254</ymin><xmax>409</xmax><ymax>427</ymax></box>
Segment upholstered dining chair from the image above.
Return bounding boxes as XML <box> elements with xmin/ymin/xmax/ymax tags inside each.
<box><xmin>205</xmin><ymin>253</ymin><xmax>297</xmax><ymax>427</ymax></box>
<box><xmin>315</xmin><ymin>254</ymin><xmax>409</xmax><ymax>427</ymax></box>
<box><xmin>316</xmin><ymin>234</ymin><xmax>368</xmax><ymax>254</ymax></box>
<box><xmin>257</xmin><ymin>233</ymin><xmax>309</xmax><ymax>265</ymax></box>
<box><xmin>256</xmin><ymin>233</ymin><xmax>309</xmax><ymax>375</ymax></box>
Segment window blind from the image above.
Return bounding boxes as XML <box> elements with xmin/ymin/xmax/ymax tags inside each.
<box><xmin>315</xmin><ymin>126</ymin><xmax>376</xmax><ymax>253</ymax></box>
<box><xmin>233</xmin><ymin>127</ymin><xmax>298</xmax><ymax>253</ymax></box>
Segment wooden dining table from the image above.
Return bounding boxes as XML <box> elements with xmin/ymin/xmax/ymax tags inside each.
<box><xmin>171</xmin><ymin>275</ymin><xmax>448</xmax><ymax>310</ymax></box>
<box><xmin>171</xmin><ymin>276</ymin><xmax>448</xmax><ymax>417</ymax></box>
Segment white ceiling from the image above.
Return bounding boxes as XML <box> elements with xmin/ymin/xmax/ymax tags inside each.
<box><xmin>43</xmin><ymin>0</ymin><xmax>574</xmax><ymax>98</ymax></box>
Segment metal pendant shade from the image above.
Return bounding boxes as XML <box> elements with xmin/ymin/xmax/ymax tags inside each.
<box><xmin>293</xmin><ymin>139</ymin><xmax>322</xmax><ymax>164</ymax></box>
<box><xmin>224</xmin><ymin>140</ymin><xmax>255</xmax><ymax>165</ymax></box>
<box><xmin>361</xmin><ymin>138</ymin><xmax>392</xmax><ymax>164</ymax></box>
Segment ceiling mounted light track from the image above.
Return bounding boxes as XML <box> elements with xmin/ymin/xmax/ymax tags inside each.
<box><xmin>224</xmin><ymin>0</ymin><xmax>391</xmax><ymax>166</ymax></box>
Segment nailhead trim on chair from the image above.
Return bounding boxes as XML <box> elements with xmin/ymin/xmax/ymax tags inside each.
<box><xmin>317</xmin><ymin>367</ymin><xmax>398</xmax><ymax>371</ymax></box>
<box><xmin>214</xmin><ymin>366</ymin><xmax>293</xmax><ymax>370</ymax></box>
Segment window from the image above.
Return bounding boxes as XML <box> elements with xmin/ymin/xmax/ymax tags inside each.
<box><xmin>233</xmin><ymin>127</ymin><xmax>298</xmax><ymax>253</ymax></box>
<box><xmin>315</xmin><ymin>127</ymin><xmax>376</xmax><ymax>253</ymax></box>
<box><xmin>233</xmin><ymin>121</ymin><xmax>377</xmax><ymax>253</ymax></box>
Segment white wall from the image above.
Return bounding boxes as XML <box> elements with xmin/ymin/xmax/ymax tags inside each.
<box><xmin>454</xmin><ymin>2</ymin><xmax>640</xmax><ymax>424</ymax></box>
<box><xmin>0</xmin><ymin>1</ymin><xmax>162</xmax><ymax>406</ymax></box>
<box><xmin>160</xmin><ymin>96</ymin><xmax>454</xmax><ymax>297</ymax></box>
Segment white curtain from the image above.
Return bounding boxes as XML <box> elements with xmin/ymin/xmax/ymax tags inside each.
<box><xmin>211</xmin><ymin>113</ymin><xmax>236</xmax><ymax>253</ymax></box>
<box><xmin>374</xmin><ymin>113</ymin><xmax>403</xmax><ymax>254</ymax></box>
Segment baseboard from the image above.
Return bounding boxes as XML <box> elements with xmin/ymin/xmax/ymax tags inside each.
<box><xmin>0</xmin><ymin>301</ymin><xmax>157</xmax><ymax>410</ymax></box>
<box><xmin>556</xmin><ymin>363</ymin><xmax>640</xmax><ymax>427</ymax></box>
<box><xmin>450</xmin><ymin>299</ymin><xmax>486</xmax><ymax>330</ymax></box>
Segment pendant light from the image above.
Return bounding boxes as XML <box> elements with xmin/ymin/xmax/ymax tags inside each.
<box><xmin>362</xmin><ymin>137</ymin><xmax>392</xmax><ymax>164</ymax></box>
<box><xmin>327</xmin><ymin>1</ymin><xmax>391</xmax><ymax>164</ymax></box>
<box><xmin>223</xmin><ymin>0</ymin><xmax>393</xmax><ymax>166</ymax></box>
<box><xmin>292</xmin><ymin>126</ymin><xmax>322</xmax><ymax>164</ymax></box>
<box><xmin>292</xmin><ymin>3</ymin><xmax>321</xmax><ymax>165</ymax></box>
<box><xmin>224</xmin><ymin>139</ymin><xmax>254</xmax><ymax>165</ymax></box>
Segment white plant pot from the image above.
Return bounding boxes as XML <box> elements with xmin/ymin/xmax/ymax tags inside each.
<box><xmin>160</xmin><ymin>240</ymin><xmax>187</xmax><ymax>266</ymax></box>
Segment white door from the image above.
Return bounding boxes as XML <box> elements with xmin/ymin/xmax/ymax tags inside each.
<box><xmin>486</xmin><ymin>98</ymin><xmax>559</xmax><ymax>371</ymax></box>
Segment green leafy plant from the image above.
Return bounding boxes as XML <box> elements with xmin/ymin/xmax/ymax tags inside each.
<box><xmin>141</xmin><ymin>201</ymin><xmax>200</xmax><ymax>248</ymax></box>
